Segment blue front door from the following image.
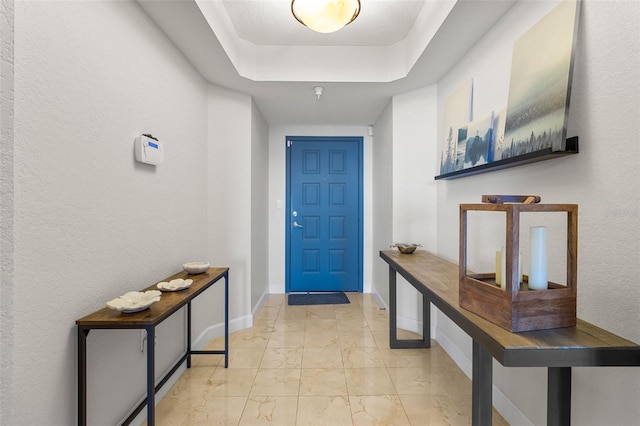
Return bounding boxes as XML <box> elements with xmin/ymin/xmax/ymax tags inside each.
<box><xmin>286</xmin><ymin>136</ymin><xmax>363</xmax><ymax>293</ymax></box>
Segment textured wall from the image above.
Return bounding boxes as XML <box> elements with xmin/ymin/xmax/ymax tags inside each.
<box><xmin>11</xmin><ymin>1</ymin><xmax>207</xmax><ymax>424</ymax></box>
<box><xmin>390</xmin><ymin>86</ymin><xmax>439</xmax><ymax>330</ymax></box>
<box><xmin>371</xmin><ymin>102</ymin><xmax>393</xmax><ymax>303</ymax></box>
<box><xmin>206</xmin><ymin>84</ymin><xmax>253</xmax><ymax>327</ymax></box>
<box><xmin>0</xmin><ymin>0</ymin><xmax>15</xmax><ymax>424</ymax></box>
<box><xmin>251</xmin><ymin>100</ymin><xmax>269</xmax><ymax>308</ymax></box>
<box><xmin>433</xmin><ymin>0</ymin><xmax>640</xmax><ymax>424</ymax></box>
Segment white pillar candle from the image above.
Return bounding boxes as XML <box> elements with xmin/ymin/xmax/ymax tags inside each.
<box><xmin>500</xmin><ymin>247</ymin><xmax>506</xmax><ymax>290</ymax></box>
<box><xmin>495</xmin><ymin>250</ymin><xmax>502</xmax><ymax>286</ymax></box>
<box><xmin>518</xmin><ymin>253</ymin><xmax>522</xmax><ymax>285</ymax></box>
<box><xmin>529</xmin><ymin>226</ymin><xmax>548</xmax><ymax>290</ymax></box>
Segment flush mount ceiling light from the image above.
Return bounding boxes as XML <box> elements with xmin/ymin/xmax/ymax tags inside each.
<box><xmin>291</xmin><ymin>0</ymin><xmax>361</xmax><ymax>34</ymax></box>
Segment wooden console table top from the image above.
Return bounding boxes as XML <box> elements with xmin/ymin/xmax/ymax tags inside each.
<box><xmin>76</xmin><ymin>267</ymin><xmax>229</xmax><ymax>328</ymax></box>
<box><xmin>380</xmin><ymin>250</ymin><xmax>640</xmax><ymax>367</ymax></box>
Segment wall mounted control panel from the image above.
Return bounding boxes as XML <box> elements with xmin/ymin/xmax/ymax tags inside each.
<box><xmin>134</xmin><ymin>134</ymin><xmax>163</xmax><ymax>166</ymax></box>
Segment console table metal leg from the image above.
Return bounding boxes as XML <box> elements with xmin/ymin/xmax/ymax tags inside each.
<box><xmin>472</xmin><ymin>341</ymin><xmax>493</xmax><ymax>426</ymax></box>
<box><xmin>146</xmin><ymin>326</ymin><xmax>156</xmax><ymax>426</ymax></box>
<box><xmin>388</xmin><ymin>266</ymin><xmax>430</xmax><ymax>349</ymax></box>
<box><xmin>548</xmin><ymin>367</ymin><xmax>571</xmax><ymax>426</ymax></box>
<box><xmin>422</xmin><ymin>294</ymin><xmax>430</xmax><ymax>347</ymax></box>
<box><xmin>389</xmin><ymin>266</ymin><xmax>398</xmax><ymax>347</ymax></box>
<box><xmin>78</xmin><ymin>327</ymin><xmax>89</xmax><ymax>426</ymax></box>
<box><xmin>187</xmin><ymin>301</ymin><xmax>192</xmax><ymax>368</ymax></box>
<box><xmin>224</xmin><ymin>271</ymin><xmax>229</xmax><ymax>368</ymax></box>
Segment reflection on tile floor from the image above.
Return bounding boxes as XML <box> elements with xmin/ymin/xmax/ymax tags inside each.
<box><xmin>147</xmin><ymin>293</ymin><xmax>508</xmax><ymax>425</ymax></box>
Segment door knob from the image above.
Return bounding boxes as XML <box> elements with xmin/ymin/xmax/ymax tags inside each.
<box><xmin>292</xmin><ymin>221</ymin><xmax>303</xmax><ymax>228</ymax></box>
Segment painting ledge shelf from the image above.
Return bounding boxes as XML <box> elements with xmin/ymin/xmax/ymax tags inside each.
<box><xmin>435</xmin><ymin>136</ymin><xmax>579</xmax><ymax>181</ymax></box>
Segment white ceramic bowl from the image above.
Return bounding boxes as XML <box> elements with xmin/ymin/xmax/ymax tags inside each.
<box><xmin>182</xmin><ymin>262</ymin><xmax>210</xmax><ymax>274</ymax></box>
<box><xmin>157</xmin><ymin>278</ymin><xmax>193</xmax><ymax>292</ymax></box>
<box><xmin>106</xmin><ymin>290</ymin><xmax>162</xmax><ymax>313</ymax></box>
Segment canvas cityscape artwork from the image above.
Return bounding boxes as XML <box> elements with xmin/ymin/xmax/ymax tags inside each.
<box><xmin>455</xmin><ymin>113</ymin><xmax>494</xmax><ymax>170</ymax></box>
<box><xmin>502</xmin><ymin>0</ymin><xmax>579</xmax><ymax>159</ymax></box>
<box><xmin>439</xmin><ymin>80</ymin><xmax>473</xmax><ymax>175</ymax></box>
<box><xmin>437</xmin><ymin>0</ymin><xmax>580</xmax><ymax>176</ymax></box>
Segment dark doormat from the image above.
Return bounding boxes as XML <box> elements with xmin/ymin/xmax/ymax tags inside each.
<box><xmin>287</xmin><ymin>292</ymin><xmax>350</xmax><ymax>306</ymax></box>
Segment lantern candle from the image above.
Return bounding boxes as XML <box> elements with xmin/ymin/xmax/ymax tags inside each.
<box><xmin>529</xmin><ymin>226</ymin><xmax>548</xmax><ymax>290</ymax></box>
<box><xmin>495</xmin><ymin>249</ymin><xmax>503</xmax><ymax>287</ymax></box>
<box><xmin>501</xmin><ymin>248</ymin><xmax>506</xmax><ymax>290</ymax></box>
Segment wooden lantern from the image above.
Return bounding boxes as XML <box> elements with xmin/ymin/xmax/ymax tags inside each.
<box><xmin>459</xmin><ymin>197</ymin><xmax>578</xmax><ymax>332</ymax></box>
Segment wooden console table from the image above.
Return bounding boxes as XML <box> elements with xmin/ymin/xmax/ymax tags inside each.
<box><xmin>76</xmin><ymin>267</ymin><xmax>229</xmax><ymax>426</ymax></box>
<box><xmin>380</xmin><ymin>250</ymin><xmax>640</xmax><ymax>425</ymax></box>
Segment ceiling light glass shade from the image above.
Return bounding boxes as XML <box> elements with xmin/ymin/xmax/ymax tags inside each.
<box><xmin>291</xmin><ymin>0</ymin><xmax>361</xmax><ymax>34</ymax></box>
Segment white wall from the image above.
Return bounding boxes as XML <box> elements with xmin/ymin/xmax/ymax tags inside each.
<box><xmin>371</xmin><ymin>102</ymin><xmax>393</xmax><ymax>302</ymax></box>
<box><xmin>372</xmin><ymin>87</ymin><xmax>439</xmax><ymax>327</ymax></box>
<box><xmin>0</xmin><ymin>1</ymin><xmax>14</xmax><ymax>424</ymax></box>
<box><xmin>206</xmin><ymin>84</ymin><xmax>254</xmax><ymax>336</ymax></box>
<box><xmin>431</xmin><ymin>0</ymin><xmax>639</xmax><ymax>424</ymax></box>
<box><xmin>197</xmin><ymin>85</ymin><xmax>266</xmax><ymax>348</ymax></box>
<box><xmin>391</xmin><ymin>87</ymin><xmax>439</xmax><ymax>331</ymax></box>
<box><xmin>3</xmin><ymin>0</ymin><xmax>638</xmax><ymax>425</ymax></box>
<box><xmin>392</xmin><ymin>87</ymin><xmax>438</xmax><ymax>252</ymax></box>
<box><xmin>250</xmin><ymin>100</ymin><xmax>270</xmax><ymax>308</ymax></box>
<box><xmin>9</xmin><ymin>1</ymin><xmax>208</xmax><ymax>424</ymax></box>
<box><xmin>268</xmin><ymin>125</ymin><xmax>373</xmax><ymax>294</ymax></box>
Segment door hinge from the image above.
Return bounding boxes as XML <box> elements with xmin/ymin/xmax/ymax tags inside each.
<box><xmin>287</xmin><ymin>140</ymin><xmax>292</xmax><ymax>148</ymax></box>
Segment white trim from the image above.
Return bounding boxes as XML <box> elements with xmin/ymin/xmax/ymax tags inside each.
<box><xmin>253</xmin><ymin>290</ymin><xmax>269</xmax><ymax>317</ymax></box>
<box><xmin>129</xmin><ymin>307</ymin><xmax>258</xmax><ymax>424</ymax></box>
<box><xmin>435</xmin><ymin>325</ymin><xmax>472</xmax><ymax>377</ymax></box>
<box><xmin>397</xmin><ymin>314</ymin><xmax>423</xmax><ymax>336</ymax></box>
<box><xmin>493</xmin><ymin>387</ymin><xmax>535</xmax><ymax>426</ymax></box>
<box><xmin>435</xmin><ymin>326</ymin><xmax>533</xmax><ymax>426</ymax></box>
<box><xmin>375</xmin><ymin>293</ymin><xmax>438</xmax><ymax>338</ymax></box>
<box><xmin>192</xmin><ymin>314</ymin><xmax>252</xmax><ymax>350</ymax></box>
<box><xmin>128</xmin><ymin>363</ymin><xmax>187</xmax><ymax>426</ymax></box>
<box><xmin>371</xmin><ymin>291</ymin><xmax>387</xmax><ymax>310</ymax></box>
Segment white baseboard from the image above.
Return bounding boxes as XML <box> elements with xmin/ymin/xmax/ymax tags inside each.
<box><xmin>130</xmin><ymin>302</ymin><xmax>260</xmax><ymax>425</ymax></box>
<box><xmin>128</xmin><ymin>363</ymin><xmax>187</xmax><ymax>426</ymax></box>
<box><xmin>371</xmin><ymin>291</ymin><xmax>437</xmax><ymax>340</ymax></box>
<box><xmin>192</xmin><ymin>314</ymin><xmax>253</xmax><ymax>350</ymax></box>
<box><xmin>190</xmin><ymin>289</ymin><xmax>271</xmax><ymax>350</ymax></box>
<box><xmin>434</xmin><ymin>325</ymin><xmax>472</xmax><ymax>376</ymax></box>
<box><xmin>371</xmin><ymin>291</ymin><xmax>387</xmax><ymax>310</ymax></box>
<box><xmin>129</xmin><ymin>313</ymin><xmax>252</xmax><ymax>425</ymax></box>
<box><xmin>435</xmin><ymin>326</ymin><xmax>533</xmax><ymax>426</ymax></box>
<box><xmin>493</xmin><ymin>389</ymin><xmax>534</xmax><ymax>426</ymax></box>
<box><xmin>253</xmin><ymin>290</ymin><xmax>269</xmax><ymax>317</ymax></box>
<box><xmin>396</xmin><ymin>314</ymin><xmax>439</xmax><ymax>337</ymax></box>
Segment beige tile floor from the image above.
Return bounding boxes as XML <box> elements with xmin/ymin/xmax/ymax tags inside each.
<box><xmin>151</xmin><ymin>293</ymin><xmax>508</xmax><ymax>425</ymax></box>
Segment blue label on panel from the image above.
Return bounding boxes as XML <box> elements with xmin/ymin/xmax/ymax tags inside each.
<box><xmin>148</xmin><ymin>142</ymin><xmax>159</xmax><ymax>149</ymax></box>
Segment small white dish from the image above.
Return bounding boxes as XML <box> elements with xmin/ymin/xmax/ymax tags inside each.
<box><xmin>182</xmin><ymin>262</ymin><xmax>210</xmax><ymax>274</ymax></box>
<box><xmin>106</xmin><ymin>290</ymin><xmax>161</xmax><ymax>313</ymax></box>
<box><xmin>157</xmin><ymin>278</ymin><xmax>193</xmax><ymax>292</ymax></box>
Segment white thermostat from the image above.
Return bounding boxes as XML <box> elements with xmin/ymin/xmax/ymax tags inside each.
<box><xmin>134</xmin><ymin>134</ymin><xmax>164</xmax><ymax>166</ymax></box>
